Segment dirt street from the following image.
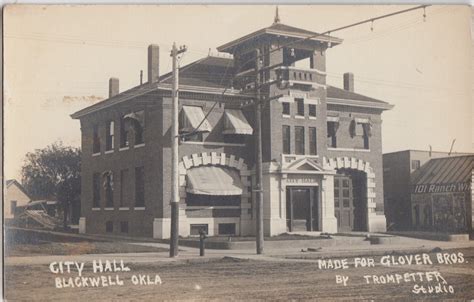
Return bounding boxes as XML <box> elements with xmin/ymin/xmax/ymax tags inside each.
<box><xmin>5</xmin><ymin>248</ymin><xmax>474</xmax><ymax>301</ymax></box>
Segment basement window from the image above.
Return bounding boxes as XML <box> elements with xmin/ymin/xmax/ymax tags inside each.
<box><xmin>120</xmin><ymin>221</ymin><xmax>129</xmax><ymax>233</ymax></box>
<box><xmin>218</xmin><ymin>223</ymin><xmax>236</xmax><ymax>236</ymax></box>
<box><xmin>190</xmin><ymin>224</ymin><xmax>208</xmax><ymax>236</ymax></box>
<box><xmin>105</xmin><ymin>221</ymin><xmax>113</xmax><ymax>233</ymax></box>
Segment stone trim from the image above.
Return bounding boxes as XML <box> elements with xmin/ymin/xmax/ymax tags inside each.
<box><xmin>323</xmin><ymin>156</ymin><xmax>376</xmax><ymax>211</ymax></box>
<box><xmin>179</xmin><ymin>152</ymin><xmax>250</xmax><ymax>236</ymax></box>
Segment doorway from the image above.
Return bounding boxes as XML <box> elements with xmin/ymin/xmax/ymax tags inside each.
<box><xmin>334</xmin><ymin>174</ymin><xmax>354</xmax><ymax>232</ymax></box>
<box><xmin>286</xmin><ymin>187</ymin><xmax>319</xmax><ymax>232</ymax></box>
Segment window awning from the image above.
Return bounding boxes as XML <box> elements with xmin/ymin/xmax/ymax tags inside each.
<box><xmin>186</xmin><ymin>166</ymin><xmax>243</xmax><ymax>196</ymax></box>
<box><xmin>223</xmin><ymin>109</ymin><xmax>253</xmax><ymax>135</ymax></box>
<box><xmin>180</xmin><ymin>106</ymin><xmax>212</xmax><ymax>133</ymax></box>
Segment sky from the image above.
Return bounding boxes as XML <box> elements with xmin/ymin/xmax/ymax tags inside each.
<box><xmin>4</xmin><ymin>5</ymin><xmax>473</xmax><ymax>180</ymax></box>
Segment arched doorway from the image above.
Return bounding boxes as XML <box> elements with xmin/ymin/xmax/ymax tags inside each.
<box><xmin>334</xmin><ymin>169</ymin><xmax>367</xmax><ymax>232</ymax></box>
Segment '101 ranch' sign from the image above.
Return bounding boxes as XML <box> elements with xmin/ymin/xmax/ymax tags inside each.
<box><xmin>412</xmin><ymin>182</ymin><xmax>471</xmax><ymax>194</ymax></box>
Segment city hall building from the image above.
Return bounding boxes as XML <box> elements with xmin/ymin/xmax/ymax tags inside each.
<box><xmin>71</xmin><ymin>16</ymin><xmax>393</xmax><ymax>238</ymax></box>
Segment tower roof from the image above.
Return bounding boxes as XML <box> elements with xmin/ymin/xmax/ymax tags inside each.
<box><xmin>217</xmin><ymin>22</ymin><xmax>342</xmax><ymax>54</ymax></box>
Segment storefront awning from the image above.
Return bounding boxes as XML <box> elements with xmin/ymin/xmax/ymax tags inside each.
<box><xmin>186</xmin><ymin>166</ymin><xmax>243</xmax><ymax>196</ymax></box>
<box><xmin>223</xmin><ymin>109</ymin><xmax>253</xmax><ymax>135</ymax></box>
<box><xmin>180</xmin><ymin>106</ymin><xmax>212</xmax><ymax>133</ymax></box>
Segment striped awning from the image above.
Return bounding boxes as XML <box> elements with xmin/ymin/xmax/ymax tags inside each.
<box><xmin>223</xmin><ymin>109</ymin><xmax>253</xmax><ymax>135</ymax></box>
<box><xmin>180</xmin><ymin>106</ymin><xmax>212</xmax><ymax>133</ymax></box>
<box><xmin>186</xmin><ymin>166</ymin><xmax>243</xmax><ymax>196</ymax></box>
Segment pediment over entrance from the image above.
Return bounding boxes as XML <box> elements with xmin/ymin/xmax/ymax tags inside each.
<box><xmin>286</xmin><ymin>158</ymin><xmax>324</xmax><ymax>172</ymax></box>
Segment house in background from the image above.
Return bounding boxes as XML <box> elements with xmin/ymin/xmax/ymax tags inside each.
<box><xmin>383</xmin><ymin>150</ymin><xmax>473</xmax><ymax>232</ymax></box>
<box><xmin>4</xmin><ymin>179</ymin><xmax>31</xmax><ymax>221</ymax></box>
<box><xmin>71</xmin><ymin>14</ymin><xmax>393</xmax><ymax>238</ymax></box>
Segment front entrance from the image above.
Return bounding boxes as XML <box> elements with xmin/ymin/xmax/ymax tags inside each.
<box><xmin>286</xmin><ymin>187</ymin><xmax>318</xmax><ymax>232</ymax></box>
<box><xmin>334</xmin><ymin>174</ymin><xmax>354</xmax><ymax>232</ymax></box>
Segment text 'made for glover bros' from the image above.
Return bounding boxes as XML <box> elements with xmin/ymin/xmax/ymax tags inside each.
<box><xmin>318</xmin><ymin>251</ymin><xmax>466</xmax><ymax>295</ymax></box>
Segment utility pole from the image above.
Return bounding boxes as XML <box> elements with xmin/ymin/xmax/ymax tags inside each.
<box><xmin>254</xmin><ymin>48</ymin><xmax>264</xmax><ymax>254</ymax></box>
<box><xmin>170</xmin><ymin>42</ymin><xmax>187</xmax><ymax>258</ymax></box>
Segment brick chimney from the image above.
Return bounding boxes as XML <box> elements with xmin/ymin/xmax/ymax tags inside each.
<box><xmin>109</xmin><ymin>77</ymin><xmax>119</xmax><ymax>98</ymax></box>
<box><xmin>148</xmin><ymin>44</ymin><xmax>160</xmax><ymax>83</ymax></box>
<box><xmin>343</xmin><ymin>72</ymin><xmax>354</xmax><ymax>92</ymax></box>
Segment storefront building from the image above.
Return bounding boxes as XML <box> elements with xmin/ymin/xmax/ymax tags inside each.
<box><xmin>411</xmin><ymin>155</ymin><xmax>473</xmax><ymax>233</ymax></box>
<box><xmin>72</xmin><ymin>15</ymin><xmax>393</xmax><ymax>238</ymax></box>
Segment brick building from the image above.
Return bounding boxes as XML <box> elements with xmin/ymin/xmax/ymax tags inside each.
<box><xmin>71</xmin><ymin>17</ymin><xmax>393</xmax><ymax>238</ymax></box>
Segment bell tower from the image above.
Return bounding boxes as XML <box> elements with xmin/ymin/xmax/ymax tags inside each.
<box><xmin>217</xmin><ymin>10</ymin><xmax>343</xmax><ymax>162</ymax></box>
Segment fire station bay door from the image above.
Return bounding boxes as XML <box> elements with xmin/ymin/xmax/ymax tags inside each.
<box><xmin>334</xmin><ymin>175</ymin><xmax>354</xmax><ymax>232</ymax></box>
<box><xmin>286</xmin><ymin>187</ymin><xmax>319</xmax><ymax>232</ymax></box>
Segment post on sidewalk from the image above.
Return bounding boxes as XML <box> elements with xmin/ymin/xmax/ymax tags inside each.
<box><xmin>199</xmin><ymin>228</ymin><xmax>207</xmax><ymax>257</ymax></box>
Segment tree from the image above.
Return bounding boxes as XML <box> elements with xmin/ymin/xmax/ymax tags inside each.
<box><xmin>21</xmin><ymin>142</ymin><xmax>81</xmax><ymax>229</ymax></box>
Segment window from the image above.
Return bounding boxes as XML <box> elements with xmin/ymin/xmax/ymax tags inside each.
<box><xmin>10</xmin><ymin>200</ymin><xmax>17</xmax><ymax>215</ymax></box>
<box><xmin>218</xmin><ymin>223</ymin><xmax>236</xmax><ymax>235</ymax></box>
<box><xmin>105</xmin><ymin>221</ymin><xmax>113</xmax><ymax>233</ymax></box>
<box><xmin>124</xmin><ymin>111</ymin><xmax>145</xmax><ymax>146</ymax></box>
<box><xmin>282</xmin><ymin>102</ymin><xmax>290</xmax><ymax>115</ymax></box>
<box><xmin>120</xmin><ymin>115</ymin><xmax>129</xmax><ymax>148</ymax></box>
<box><xmin>362</xmin><ymin>123</ymin><xmax>371</xmax><ymax>150</ymax></box>
<box><xmin>135</xmin><ymin>167</ymin><xmax>145</xmax><ymax>207</ymax></box>
<box><xmin>296</xmin><ymin>98</ymin><xmax>304</xmax><ymax>116</ymax></box>
<box><xmin>295</xmin><ymin>126</ymin><xmax>305</xmax><ymax>155</ymax></box>
<box><xmin>105</xmin><ymin>120</ymin><xmax>114</xmax><ymax>151</ymax></box>
<box><xmin>186</xmin><ymin>194</ymin><xmax>240</xmax><ymax>207</ymax></box>
<box><xmin>309</xmin><ymin>127</ymin><xmax>317</xmax><ymax>155</ymax></box>
<box><xmin>120</xmin><ymin>169</ymin><xmax>129</xmax><ymax>207</ymax></box>
<box><xmin>327</xmin><ymin>121</ymin><xmax>338</xmax><ymax>148</ymax></box>
<box><xmin>411</xmin><ymin>160</ymin><xmax>421</xmax><ymax>170</ymax></box>
<box><xmin>190</xmin><ymin>224</ymin><xmax>209</xmax><ymax>236</ymax></box>
<box><xmin>103</xmin><ymin>171</ymin><xmax>114</xmax><ymax>208</ymax></box>
<box><xmin>282</xmin><ymin>125</ymin><xmax>291</xmax><ymax>154</ymax></box>
<box><xmin>224</xmin><ymin>134</ymin><xmax>245</xmax><ymax>144</ymax></box>
<box><xmin>309</xmin><ymin>104</ymin><xmax>316</xmax><ymax>117</ymax></box>
<box><xmin>355</xmin><ymin>123</ymin><xmax>364</xmax><ymax>136</ymax></box>
<box><xmin>93</xmin><ymin>124</ymin><xmax>100</xmax><ymax>154</ymax></box>
<box><xmin>182</xmin><ymin>132</ymin><xmax>203</xmax><ymax>142</ymax></box>
<box><xmin>93</xmin><ymin>173</ymin><xmax>101</xmax><ymax>208</ymax></box>
<box><xmin>363</xmin><ymin>132</ymin><xmax>370</xmax><ymax>149</ymax></box>
<box><xmin>120</xmin><ymin>221</ymin><xmax>129</xmax><ymax>233</ymax></box>
<box><xmin>134</xmin><ymin>111</ymin><xmax>145</xmax><ymax>145</ymax></box>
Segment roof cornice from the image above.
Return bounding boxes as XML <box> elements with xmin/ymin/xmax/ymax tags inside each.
<box><xmin>70</xmin><ymin>83</ymin><xmax>250</xmax><ymax>119</ymax></box>
<box><xmin>327</xmin><ymin>97</ymin><xmax>394</xmax><ymax>110</ymax></box>
<box><xmin>217</xmin><ymin>26</ymin><xmax>342</xmax><ymax>53</ymax></box>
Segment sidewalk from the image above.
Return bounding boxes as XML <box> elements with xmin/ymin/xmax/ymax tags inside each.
<box><xmin>6</xmin><ymin>235</ymin><xmax>474</xmax><ymax>266</ymax></box>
